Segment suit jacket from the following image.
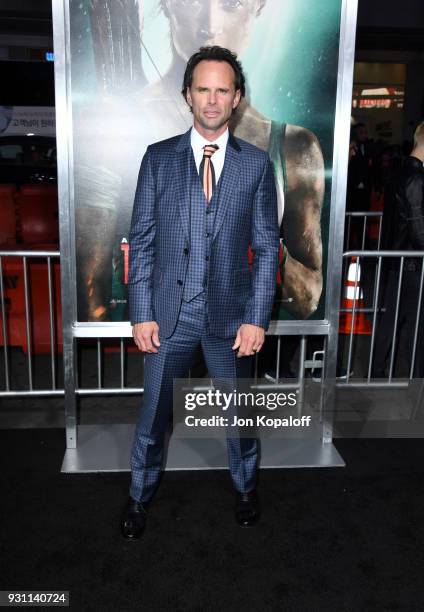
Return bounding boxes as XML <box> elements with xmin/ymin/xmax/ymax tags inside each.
<box><xmin>394</xmin><ymin>156</ymin><xmax>424</xmax><ymax>251</ymax></box>
<box><xmin>128</xmin><ymin>128</ymin><xmax>279</xmax><ymax>339</ymax></box>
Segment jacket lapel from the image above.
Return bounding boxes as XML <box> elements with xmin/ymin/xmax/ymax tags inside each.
<box><xmin>212</xmin><ymin>133</ymin><xmax>241</xmax><ymax>242</ymax></box>
<box><xmin>174</xmin><ymin>129</ymin><xmax>194</xmax><ymax>244</ymax></box>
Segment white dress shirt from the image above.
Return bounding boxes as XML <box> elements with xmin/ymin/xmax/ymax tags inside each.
<box><xmin>190</xmin><ymin>126</ymin><xmax>229</xmax><ymax>184</ymax></box>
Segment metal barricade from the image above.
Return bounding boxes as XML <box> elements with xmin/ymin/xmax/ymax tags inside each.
<box><xmin>338</xmin><ymin>250</ymin><xmax>424</xmax><ymax>388</ymax></box>
<box><xmin>74</xmin><ymin>334</ymin><xmax>323</xmax><ymax>403</ymax></box>
<box><xmin>0</xmin><ymin>250</ymin><xmax>62</xmax><ymax>397</ymax></box>
<box><xmin>344</xmin><ymin>211</ymin><xmax>383</xmax><ymax>251</ymax></box>
<box><xmin>4</xmin><ymin>247</ymin><xmax>423</xmax><ymax>399</ymax></box>
<box><xmin>0</xmin><ymin>251</ymin><xmax>324</xmax><ymax>399</ymax></box>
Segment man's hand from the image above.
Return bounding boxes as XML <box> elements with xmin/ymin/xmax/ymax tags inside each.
<box><xmin>132</xmin><ymin>321</ymin><xmax>160</xmax><ymax>353</ymax></box>
<box><xmin>232</xmin><ymin>324</ymin><xmax>265</xmax><ymax>357</ymax></box>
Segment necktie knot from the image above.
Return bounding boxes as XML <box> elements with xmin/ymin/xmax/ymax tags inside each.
<box><xmin>203</xmin><ymin>144</ymin><xmax>219</xmax><ymax>159</ymax></box>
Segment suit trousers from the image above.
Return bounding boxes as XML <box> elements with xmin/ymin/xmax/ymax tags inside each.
<box><xmin>129</xmin><ymin>294</ymin><xmax>259</xmax><ymax>503</ymax></box>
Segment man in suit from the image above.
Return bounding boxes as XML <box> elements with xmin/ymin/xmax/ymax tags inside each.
<box><xmin>120</xmin><ymin>46</ymin><xmax>279</xmax><ymax>540</ymax></box>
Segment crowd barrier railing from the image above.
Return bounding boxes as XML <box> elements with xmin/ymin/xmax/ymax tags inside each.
<box><xmin>338</xmin><ymin>250</ymin><xmax>424</xmax><ymax>388</ymax></box>
<box><xmin>344</xmin><ymin>211</ymin><xmax>383</xmax><ymax>251</ymax></box>
<box><xmin>0</xmin><ymin>253</ymin><xmax>323</xmax><ymax>399</ymax></box>
<box><xmin>0</xmin><ymin>250</ymin><xmax>62</xmax><ymax>397</ymax></box>
<box><xmin>2</xmin><ymin>243</ymin><xmax>424</xmax><ymax>398</ymax></box>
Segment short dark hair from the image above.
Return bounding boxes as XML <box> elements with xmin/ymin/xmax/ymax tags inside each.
<box><xmin>181</xmin><ymin>46</ymin><xmax>246</xmax><ymax>102</ymax></box>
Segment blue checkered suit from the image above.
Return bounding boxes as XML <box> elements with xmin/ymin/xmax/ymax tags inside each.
<box><xmin>128</xmin><ymin>129</ymin><xmax>279</xmax><ymax>337</ymax></box>
<box><xmin>128</xmin><ymin>129</ymin><xmax>279</xmax><ymax>502</ymax></box>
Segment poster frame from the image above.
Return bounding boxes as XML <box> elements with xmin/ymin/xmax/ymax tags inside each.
<box><xmin>52</xmin><ymin>0</ymin><xmax>358</xmax><ymax>450</ymax></box>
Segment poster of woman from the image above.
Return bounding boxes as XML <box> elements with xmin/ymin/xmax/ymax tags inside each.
<box><xmin>69</xmin><ymin>0</ymin><xmax>342</xmax><ymax>323</ymax></box>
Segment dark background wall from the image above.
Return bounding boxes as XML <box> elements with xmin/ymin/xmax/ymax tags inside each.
<box><xmin>0</xmin><ymin>0</ymin><xmax>54</xmax><ymax>105</ymax></box>
<box><xmin>357</xmin><ymin>0</ymin><xmax>424</xmax><ymax>29</ymax></box>
<box><xmin>356</xmin><ymin>0</ymin><xmax>424</xmax><ymax>140</ymax></box>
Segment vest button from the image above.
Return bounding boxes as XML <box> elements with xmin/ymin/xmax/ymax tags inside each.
<box><xmin>177</xmin><ymin>280</ymin><xmax>183</xmax><ymax>286</ymax></box>
<box><xmin>205</xmin><ymin>256</ymin><xmax>209</xmax><ymax>261</ymax></box>
<box><xmin>203</xmin><ymin>281</ymin><xmax>208</xmax><ymax>288</ymax></box>
<box><xmin>183</xmin><ymin>248</ymin><xmax>189</xmax><ymax>255</ymax></box>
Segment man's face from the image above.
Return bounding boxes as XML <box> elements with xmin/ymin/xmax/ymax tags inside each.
<box><xmin>186</xmin><ymin>59</ymin><xmax>241</xmax><ymax>137</ymax></box>
<box><xmin>164</xmin><ymin>0</ymin><xmax>263</xmax><ymax>60</ymax></box>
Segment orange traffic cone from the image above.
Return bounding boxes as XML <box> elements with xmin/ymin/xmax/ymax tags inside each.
<box><xmin>339</xmin><ymin>257</ymin><xmax>372</xmax><ymax>335</ymax></box>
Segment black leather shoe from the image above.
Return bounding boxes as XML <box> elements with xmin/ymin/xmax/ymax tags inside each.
<box><xmin>120</xmin><ymin>497</ymin><xmax>147</xmax><ymax>540</ymax></box>
<box><xmin>235</xmin><ymin>490</ymin><xmax>260</xmax><ymax>527</ymax></box>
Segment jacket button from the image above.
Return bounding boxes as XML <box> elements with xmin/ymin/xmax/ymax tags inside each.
<box><xmin>184</xmin><ymin>248</ymin><xmax>189</xmax><ymax>255</ymax></box>
<box><xmin>177</xmin><ymin>280</ymin><xmax>183</xmax><ymax>286</ymax></box>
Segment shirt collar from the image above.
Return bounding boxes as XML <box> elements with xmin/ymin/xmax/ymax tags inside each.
<box><xmin>190</xmin><ymin>126</ymin><xmax>229</xmax><ymax>153</ymax></box>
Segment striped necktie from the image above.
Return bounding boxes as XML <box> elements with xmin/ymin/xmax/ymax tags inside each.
<box><xmin>200</xmin><ymin>144</ymin><xmax>219</xmax><ymax>203</ymax></box>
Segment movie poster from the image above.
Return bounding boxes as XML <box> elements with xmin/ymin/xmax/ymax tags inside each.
<box><xmin>69</xmin><ymin>0</ymin><xmax>342</xmax><ymax>323</ymax></box>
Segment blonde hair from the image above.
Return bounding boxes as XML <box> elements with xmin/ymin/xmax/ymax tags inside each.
<box><xmin>413</xmin><ymin>121</ymin><xmax>424</xmax><ymax>148</ymax></box>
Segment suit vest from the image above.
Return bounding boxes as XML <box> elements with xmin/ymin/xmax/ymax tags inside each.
<box><xmin>183</xmin><ymin>155</ymin><xmax>220</xmax><ymax>302</ymax></box>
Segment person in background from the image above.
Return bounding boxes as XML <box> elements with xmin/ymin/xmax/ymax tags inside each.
<box><xmin>372</xmin><ymin>121</ymin><xmax>424</xmax><ymax>378</ymax></box>
<box><xmin>347</xmin><ymin>122</ymin><xmax>375</xmax><ymax>213</ymax></box>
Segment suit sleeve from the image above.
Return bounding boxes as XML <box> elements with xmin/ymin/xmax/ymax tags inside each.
<box><xmin>404</xmin><ymin>174</ymin><xmax>424</xmax><ymax>250</ymax></box>
<box><xmin>128</xmin><ymin>147</ymin><xmax>156</xmax><ymax>324</ymax></box>
<box><xmin>243</xmin><ymin>155</ymin><xmax>280</xmax><ymax>330</ymax></box>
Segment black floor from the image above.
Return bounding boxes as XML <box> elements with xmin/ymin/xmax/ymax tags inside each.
<box><xmin>1</xmin><ymin>430</ymin><xmax>424</xmax><ymax>611</ymax></box>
